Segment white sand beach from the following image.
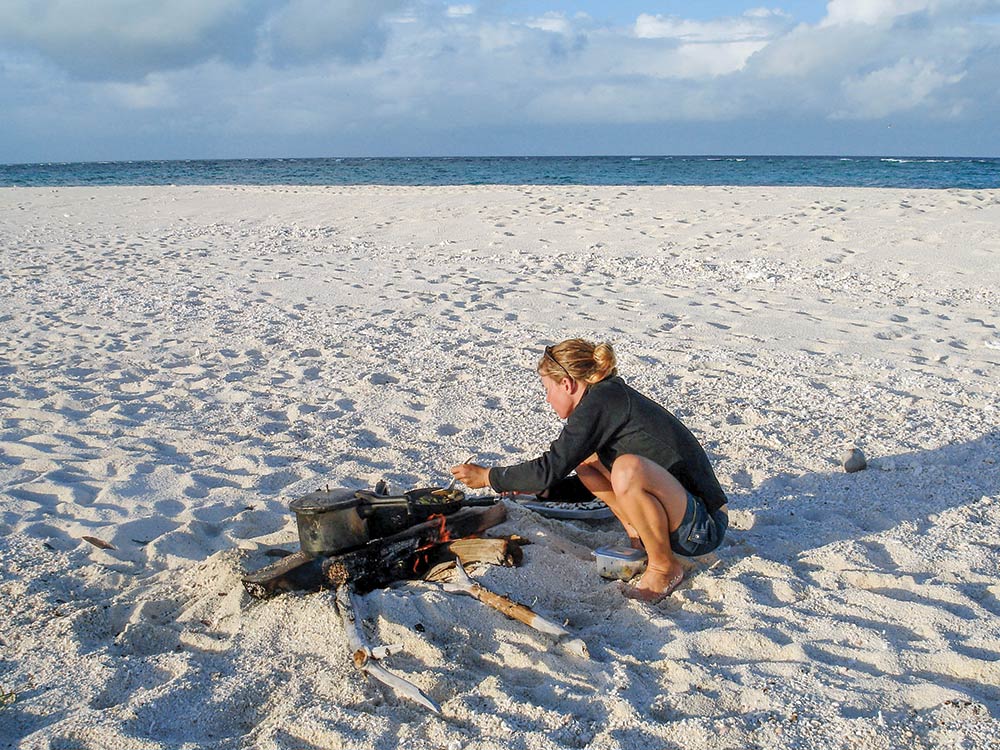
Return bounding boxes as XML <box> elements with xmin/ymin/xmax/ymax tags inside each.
<box><xmin>2</xmin><ymin>184</ymin><xmax>999</xmax><ymax>749</ymax></box>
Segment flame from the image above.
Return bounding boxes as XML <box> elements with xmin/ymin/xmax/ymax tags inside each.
<box><xmin>412</xmin><ymin>552</ymin><xmax>428</xmax><ymax>574</ymax></box>
<box><xmin>414</xmin><ymin>514</ymin><xmax>450</xmax><ymax>552</ymax></box>
<box><xmin>433</xmin><ymin>513</ymin><xmax>452</xmax><ymax>544</ymax></box>
<box><xmin>410</xmin><ymin>514</ymin><xmax>452</xmax><ymax>574</ymax></box>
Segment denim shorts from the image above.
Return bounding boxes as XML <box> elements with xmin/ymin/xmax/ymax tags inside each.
<box><xmin>669</xmin><ymin>491</ymin><xmax>728</xmax><ymax>557</ymax></box>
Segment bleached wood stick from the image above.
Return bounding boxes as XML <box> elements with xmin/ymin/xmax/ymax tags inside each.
<box><xmin>333</xmin><ymin>585</ymin><xmax>442</xmax><ymax>714</ymax></box>
<box><xmin>443</xmin><ymin>560</ymin><xmax>589</xmax><ymax>659</ymax></box>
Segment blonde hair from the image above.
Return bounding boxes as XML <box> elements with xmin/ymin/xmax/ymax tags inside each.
<box><xmin>538</xmin><ymin>338</ymin><xmax>618</xmax><ymax>385</ymax></box>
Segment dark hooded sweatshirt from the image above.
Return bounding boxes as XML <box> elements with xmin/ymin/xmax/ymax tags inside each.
<box><xmin>488</xmin><ymin>376</ymin><xmax>728</xmax><ymax>513</ymax></box>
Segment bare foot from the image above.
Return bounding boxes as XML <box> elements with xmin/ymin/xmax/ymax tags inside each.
<box><xmin>620</xmin><ymin>565</ymin><xmax>684</xmax><ymax>603</ymax></box>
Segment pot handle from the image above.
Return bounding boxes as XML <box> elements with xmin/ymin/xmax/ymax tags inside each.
<box><xmin>354</xmin><ymin>490</ymin><xmax>410</xmax><ymax>516</ymax></box>
<box><xmin>462</xmin><ymin>495</ymin><xmax>500</xmax><ymax>507</ymax></box>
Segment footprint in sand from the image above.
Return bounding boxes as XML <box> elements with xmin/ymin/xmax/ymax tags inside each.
<box><xmin>90</xmin><ymin>662</ymin><xmax>178</xmax><ymax>710</ymax></box>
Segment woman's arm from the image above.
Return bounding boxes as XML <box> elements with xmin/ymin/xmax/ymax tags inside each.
<box><xmin>484</xmin><ymin>382</ymin><xmax>627</xmax><ymax>493</ymax></box>
<box><xmin>450</xmin><ymin>462</ymin><xmax>491</xmax><ymax>489</ymax></box>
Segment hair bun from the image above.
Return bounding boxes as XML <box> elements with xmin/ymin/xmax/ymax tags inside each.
<box><xmin>589</xmin><ymin>342</ymin><xmax>618</xmax><ymax>383</ymax></box>
<box><xmin>538</xmin><ymin>338</ymin><xmax>619</xmax><ymax>384</ymax></box>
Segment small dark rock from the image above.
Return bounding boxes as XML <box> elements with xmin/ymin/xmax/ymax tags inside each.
<box><xmin>842</xmin><ymin>447</ymin><xmax>868</xmax><ymax>473</ymax></box>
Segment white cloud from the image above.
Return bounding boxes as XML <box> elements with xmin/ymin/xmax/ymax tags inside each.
<box><xmin>631</xmin><ymin>9</ymin><xmax>791</xmax><ymax>77</ymax></box>
<box><xmin>0</xmin><ymin>0</ymin><xmax>261</xmax><ymax>79</ymax></box>
<box><xmin>822</xmin><ymin>0</ymin><xmax>1000</xmax><ymax>26</ymax></box>
<box><xmin>837</xmin><ymin>57</ymin><xmax>966</xmax><ymax>117</ymax></box>
<box><xmin>823</xmin><ymin>0</ymin><xmax>932</xmax><ymax>25</ymax></box>
<box><xmin>635</xmin><ymin>9</ymin><xmax>791</xmax><ymax>43</ymax></box>
<box><xmin>523</xmin><ymin>79</ymin><xmax>741</xmax><ymax>124</ymax></box>
<box><xmin>0</xmin><ymin>0</ymin><xmax>405</xmax><ymax>79</ymax></box>
<box><xmin>749</xmin><ymin>23</ymin><xmax>885</xmax><ymax>79</ymax></box>
<box><xmin>264</xmin><ymin>0</ymin><xmax>405</xmax><ymax>65</ymax></box>
<box><xmin>101</xmin><ymin>77</ymin><xmax>181</xmax><ymax>110</ymax></box>
<box><xmin>1</xmin><ymin>1</ymin><xmax>1000</xmax><ymax>159</ymax></box>
<box><xmin>525</xmin><ymin>12</ymin><xmax>572</xmax><ymax>34</ymax></box>
<box><xmin>673</xmin><ymin>39</ymin><xmax>772</xmax><ymax>77</ymax></box>
<box><xmin>473</xmin><ymin>21</ymin><xmax>527</xmax><ymax>53</ymax></box>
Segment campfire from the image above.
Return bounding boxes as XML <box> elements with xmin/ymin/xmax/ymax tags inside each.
<box><xmin>241</xmin><ymin>483</ymin><xmax>588</xmax><ymax>713</ymax></box>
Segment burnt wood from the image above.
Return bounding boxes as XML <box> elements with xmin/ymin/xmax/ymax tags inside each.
<box><xmin>323</xmin><ymin>503</ymin><xmax>507</xmax><ymax>592</ymax></box>
<box><xmin>241</xmin><ymin>550</ymin><xmax>322</xmax><ymax>599</ymax></box>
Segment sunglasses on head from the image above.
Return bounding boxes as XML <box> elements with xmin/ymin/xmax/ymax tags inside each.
<box><xmin>544</xmin><ymin>346</ymin><xmax>572</xmax><ymax>381</ymax></box>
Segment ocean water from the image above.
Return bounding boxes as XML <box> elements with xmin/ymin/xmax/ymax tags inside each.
<box><xmin>2</xmin><ymin>155</ymin><xmax>999</xmax><ymax>189</ymax></box>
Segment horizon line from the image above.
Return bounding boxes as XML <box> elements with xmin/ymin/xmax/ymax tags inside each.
<box><xmin>3</xmin><ymin>153</ymin><xmax>999</xmax><ymax>169</ymax></box>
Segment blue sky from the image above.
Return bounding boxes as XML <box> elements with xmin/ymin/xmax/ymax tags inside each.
<box><xmin>1</xmin><ymin>1</ymin><xmax>999</xmax><ymax>163</ymax></box>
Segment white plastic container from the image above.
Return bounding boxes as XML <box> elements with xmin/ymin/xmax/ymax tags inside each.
<box><xmin>592</xmin><ymin>546</ymin><xmax>648</xmax><ymax>580</ymax></box>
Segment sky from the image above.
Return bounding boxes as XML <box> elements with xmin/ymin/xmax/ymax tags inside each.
<box><xmin>1</xmin><ymin>0</ymin><xmax>999</xmax><ymax>163</ymax></box>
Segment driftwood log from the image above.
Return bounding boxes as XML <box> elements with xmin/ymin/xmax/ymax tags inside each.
<box><xmin>242</xmin><ymin>503</ymin><xmax>508</xmax><ymax>598</ymax></box>
<box><xmin>442</xmin><ymin>560</ymin><xmax>589</xmax><ymax>659</ymax></box>
<box><xmin>422</xmin><ymin>536</ymin><xmax>526</xmax><ymax>582</ymax></box>
<box><xmin>333</xmin><ymin>585</ymin><xmax>441</xmax><ymax>713</ymax></box>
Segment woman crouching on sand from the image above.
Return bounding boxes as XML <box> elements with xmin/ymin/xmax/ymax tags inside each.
<box><xmin>450</xmin><ymin>338</ymin><xmax>729</xmax><ymax>602</ymax></box>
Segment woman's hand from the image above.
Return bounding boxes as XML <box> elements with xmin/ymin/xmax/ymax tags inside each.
<box><xmin>450</xmin><ymin>463</ymin><xmax>491</xmax><ymax>489</ymax></box>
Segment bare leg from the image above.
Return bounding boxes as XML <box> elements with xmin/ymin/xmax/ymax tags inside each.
<box><xmin>609</xmin><ymin>455</ymin><xmax>690</xmax><ymax>602</ymax></box>
<box><xmin>575</xmin><ymin>457</ymin><xmax>642</xmax><ymax>548</ymax></box>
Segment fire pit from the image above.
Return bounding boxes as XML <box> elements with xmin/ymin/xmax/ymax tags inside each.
<box><xmin>241</xmin><ymin>481</ymin><xmax>587</xmax><ymax>713</ymax></box>
<box><xmin>242</xmin><ymin>483</ymin><xmax>510</xmax><ymax>596</ymax></box>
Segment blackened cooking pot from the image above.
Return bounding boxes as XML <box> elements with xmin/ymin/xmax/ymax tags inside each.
<box><xmin>289</xmin><ymin>488</ymin><xmax>369</xmax><ymax>556</ymax></box>
<box><xmin>289</xmin><ymin>486</ymin><xmax>465</xmax><ymax>556</ymax></box>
